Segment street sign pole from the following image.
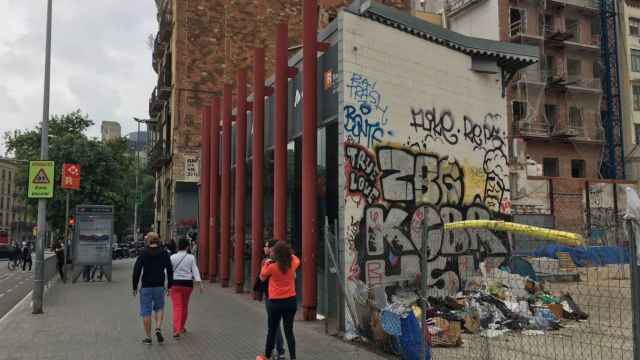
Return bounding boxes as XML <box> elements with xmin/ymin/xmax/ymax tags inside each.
<box><xmin>33</xmin><ymin>0</ymin><xmax>53</xmax><ymax>314</ymax></box>
<box><xmin>64</xmin><ymin>190</ymin><xmax>69</xmax><ymax>266</ymax></box>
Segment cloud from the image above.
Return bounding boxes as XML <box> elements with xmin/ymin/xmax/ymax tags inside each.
<box><xmin>0</xmin><ymin>0</ymin><xmax>158</xmax><ymax>154</ymax></box>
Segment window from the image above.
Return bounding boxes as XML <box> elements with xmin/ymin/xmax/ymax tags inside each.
<box><xmin>544</xmin><ymin>55</ymin><xmax>556</xmax><ymax>76</ymax></box>
<box><xmin>571</xmin><ymin>160</ymin><xmax>586</xmax><ymax>178</ymax></box>
<box><xmin>593</xmin><ymin>61</ymin><xmax>601</xmax><ymax>79</ymax></box>
<box><xmin>512</xmin><ymin>101</ymin><xmax>528</xmax><ymax>123</ymax></box>
<box><xmin>567</xmin><ymin>58</ymin><xmax>581</xmax><ymax>77</ymax></box>
<box><xmin>635</xmin><ymin>124</ymin><xmax>640</xmax><ymax>143</ymax></box>
<box><xmin>634</xmin><ymin>85</ymin><xmax>640</xmax><ymax>111</ymax></box>
<box><xmin>631</xmin><ymin>17</ymin><xmax>640</xmax><ymax>36</ymax></box>
<box><xmin>510</xmin><ymin>8</ymin><xmax>526</xmax><ymax>35</ymax></box>
<box><xmin>544</xmin><ymin>104</ymin><xmax>558</xmax><ymax>131</ymax></box>
<box><xmin>569</xmin><ymin>106</ymin><xmax>583</xmax><ymax>128</ymax></box>
<box><xmin>565</xmin><ymin>18</ymin><xmax>580</xmax><ymax>42</ymax></box>
<box><xmin>632</xmin><ymin>49</ymin><xmax>640</xmax><ymax>72</ymax></box>
<box><xmin>539</xmin><ymin>14</ymin><xmax>554</xmax><ymax>35</ymax></box>
<box><xmin>591</xmin><ymin>19</ymin><xmax>601</xmax><ymax>38</ymax></box>
<box><xmin>543</xmin><ymin>158</ymin><xmax>559</xmax><ymax>177</ymax></box>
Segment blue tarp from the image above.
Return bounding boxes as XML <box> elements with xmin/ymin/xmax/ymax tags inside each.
<box><xmin>531</xmin><ymin>245</ymin><xmax>629</xmax><ymax>267</ymax></box>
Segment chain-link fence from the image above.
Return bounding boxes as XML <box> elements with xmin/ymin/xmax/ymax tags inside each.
<box><xmin>328</xmin><ymin>185</ymin><xmax>639</xmax><ymax>360</ymax></box>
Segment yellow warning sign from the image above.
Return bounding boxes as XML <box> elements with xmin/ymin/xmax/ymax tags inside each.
<box><xmin>28</xmin><ymin>161</ymin><xmax>54</xmax><ymax>198</ymax></box>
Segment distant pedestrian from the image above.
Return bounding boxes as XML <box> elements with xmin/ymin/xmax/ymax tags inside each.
<box><xmin>166</xmin><ymin>239</ymin><xmax>177</xmax><ymax>255</ymax></box>
<box><xmin>132</xmin><ymin>232</ymin><xmax>173</xmax><ymax>345</ymax></box>
<box><xmin>257</xmin><ymin>241</ymin><xmax>300</xmax><ymax>360</ymax></box>
<box><xmin>253</xmin><ymin>239</ymin><xmax>286</xmax><ymax>360</ymax></box>
<box><xmin>21</xmin><ymin>243</ymin><xmax>32</xmax><ymax>271</ymax></box>
<box><xmin>169</xmin><ymin>237</ymin><xmax>203</xmax><ymax>339</ymax></box>
<box><xmin>53</xmin><ymin>241</ymin><xmax>65</xmax><ymax>283</ymax></box>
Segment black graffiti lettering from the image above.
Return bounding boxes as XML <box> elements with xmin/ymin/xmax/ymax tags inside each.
<box><xmin>463</xmin><ymin>113</ymin><xmax>504</xmax><ymax>150</ymax></box>
<box><xmin>409</xmin><ymin>107</ymin><xmax>459</xmax><ymax>145</ymax></box>
<box><xmin>378</xmin><ymin>148</ymin><xmax>415</xmax><ymax>202</ymax></box>
<box><xmin>440</xmin><ymin>206</ymin><xmax>470</xmax><ymax>255</ymax></box>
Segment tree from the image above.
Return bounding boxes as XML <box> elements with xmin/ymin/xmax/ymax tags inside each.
<box><xmin>3</xmin><ymin>110</ymin><xmax>141</xmax><ymax>241</ymax></box>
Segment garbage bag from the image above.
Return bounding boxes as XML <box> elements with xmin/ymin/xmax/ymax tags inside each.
<box><xmin>559</xmin><ymin>294</ymin><xmax>588</xmax><ymax>320</ymax></box>
<box><xmin>398</xmin><ymin>311</ymin><xmax>431</xmax><ymax>360</ymax></box>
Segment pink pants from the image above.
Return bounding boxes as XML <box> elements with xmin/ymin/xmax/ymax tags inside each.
<box><xmin>170</xmin><ymin>286</ymin><xmax>193</xmax><ymax>335</ymax></box>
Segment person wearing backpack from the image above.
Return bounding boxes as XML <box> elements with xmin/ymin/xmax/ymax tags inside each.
<box><xmin>169</xmin><ymin>236</ymin><xmax>203</xmax><ymax>339</ymax></box>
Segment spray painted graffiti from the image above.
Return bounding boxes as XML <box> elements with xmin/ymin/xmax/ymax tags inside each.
<box><xmin>344</xmin><ymin>144</ymin><xmax>510</xmax><ymax>297</ymax></box>
<box><xmin>344</xmin><ymin>103</ymin><xmax>388</xmax><ymax>148</ymax></box>
<box><xmin>347</xmin><ymin>73</ymin><xmax>389</xmax><ymax>125</ymax></box>
<box><xmin>344</xmin><ymin>73</ymin><xmax>393</xmax><ymax>147</ymax></box>
<box><xmin>345</xmin><ymin>144</ymin><xmax>380</xmax><ymax>205</ymax></box>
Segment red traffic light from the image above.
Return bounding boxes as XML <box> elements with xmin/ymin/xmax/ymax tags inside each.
<box><xmin>68</xmin><ymin>217</ymin><xmax>75</xmax><ymax>226</ymax></box>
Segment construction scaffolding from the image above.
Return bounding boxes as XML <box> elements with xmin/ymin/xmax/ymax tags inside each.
<box><xmin>509</xmin><ymin>0</ymin><xmax>608</xmax><ymax>178</ymax></box>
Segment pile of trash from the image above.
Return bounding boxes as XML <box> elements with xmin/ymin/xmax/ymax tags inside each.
<box><xmin>377</xmin><ymin>267</ymin><xmax>589</xmax><ymax>351</ymax></box>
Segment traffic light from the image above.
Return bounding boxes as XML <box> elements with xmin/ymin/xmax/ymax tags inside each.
<box><xmin>68</xmin><ymin>216</ymin><xmax>75</xmax><ymax>226</ymax></box>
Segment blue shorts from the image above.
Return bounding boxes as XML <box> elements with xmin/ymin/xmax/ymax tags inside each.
<box><xmin>139</xmin><ymin>287</ymin><xmax>165</xmax><ymax>317</ymax></box>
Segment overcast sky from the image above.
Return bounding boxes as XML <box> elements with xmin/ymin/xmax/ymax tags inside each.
<box><xmin>0</xmin><ymin>0</ymin><xmax>158</xmax><ymax>155</ymax></box>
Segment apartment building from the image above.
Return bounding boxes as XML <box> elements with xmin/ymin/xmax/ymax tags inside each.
<box><xmin>619</xmin><ymin>0</ymin><xmax>640</xmax><ymax>179</ymax></box>
<box><xmin>147</xmin><ymin>0</ymin><xmax>415</xmax><ymax>241</ymax></box>
<box><xmin>0</xmin><ymin>158</ymin><xmax>31</xmax><ymax>245</ymax></box>
<box><xmin>442</xmin><ymin>0</ymin><xmax>606</xmax><ymax>179</ymax></box>
<box><xmin>100</xmin><ymin>121</ymin><xmax>122</xmax><ymax>142</ymax></box>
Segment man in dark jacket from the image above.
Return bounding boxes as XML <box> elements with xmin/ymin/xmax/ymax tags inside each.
<box><xmin>132</xmin><ymin>232</ymin><xmax>173</xmax><ymax>345</ymax></box>
<box><xmin>21</xmin><ymin>243</ymin><xmax>32</xmax><ymax>271</ymax></box>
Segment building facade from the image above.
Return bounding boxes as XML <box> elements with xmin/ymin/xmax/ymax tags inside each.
<box><xmin>100</xmin><ymin>121</ymin><xmax>122</xmax><ymax>142</ymax></box>
<box><xmin>443</xmin><ymin>0</ymin><xmax>606</xmax><ymax>179</ymax></box>
<box><xmin>619</xmin><ymin>0</ymin><xmax>640</xmax><ymax>179</ymax></box>
<box><xmin>0</xmin><ymin>158</ymin><xmax>32</xmax><ymax>245</ymax></box>
<box><xmin>147</xmin><ymin>0</ymin><xmax>417</xmax><ymax>242</ymax></box>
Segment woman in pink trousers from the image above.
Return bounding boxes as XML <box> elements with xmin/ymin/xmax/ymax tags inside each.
<box><xmin>169</xmin><ymin>237</ymin><xmax>203</xmax><ymax>339</ymax></box>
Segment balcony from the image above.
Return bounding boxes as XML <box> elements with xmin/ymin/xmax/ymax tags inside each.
<box><xmin>149</xmin><ymin>87</ymin><xmax>163</xmax><ymax>118</ymax></box>
<box><xmin>149</xmin><ymin>140</ymin><xmax>171</xmax><ymax>170</ymax></box>
<box><xmin>548</xmin><ymin>0</ymin><xmax>600</xmax><ymax>12</ymax></box>
<box><xmin>510</xmin><ymin>20</ymin><xmax>544</xmax><ymax>44</ymax></box>
<box><xmin>513</xmin><ymin>119</ymin><xmax>552</xmax><ymax>138</ymax></box>
<box><xmin>565</xmin><ymin>76</ymin><xmax>602</xmax><ymax>93</ymax></box>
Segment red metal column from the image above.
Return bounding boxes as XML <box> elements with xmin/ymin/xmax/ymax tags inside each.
<box><xmin>251</xmin><ymin>47</ymin><xmax>266</xmax><ymax>299</ymax></box>
<box><xmin>209</xmin><ymin>96</ymin><xmax>221</xmax><ymax>282</ymax></box>
<box><xmin>220</xmin><ymin>84</ymin><xmax>232</xmax><ymax>288</ymax></box>
<box><xmin>199</xmin><ymin>106</ymin><xmax>211</xmax><ymax>279</ymax></box>
<box><xmin>274</xmin><ymin>22</ymin><xmax>288</xmax><ymax>242</ymax></box>
<box><xmin>302</xmin><ymin>0</ymin><xmax>318</xmax><ymax>321</ymax></box>
<box><xmin>234</xmin><ymin>69</ymin><xmax>248</xmax><ymax>293</ymax></box>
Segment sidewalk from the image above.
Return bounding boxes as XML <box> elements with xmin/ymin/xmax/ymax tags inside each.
<box><xmin>0</xmin><ymin>259</ymin><xmax>387</xmax><ymax>360</ymax></box>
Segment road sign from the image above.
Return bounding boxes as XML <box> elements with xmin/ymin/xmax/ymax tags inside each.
<box><xmin>28</xmin><ymin>160</ymin><xmax>55</xmax><ymax>198</ymax></box>
<box><xmin>61</xmin><ymin>163</ymin><xmax>81</xmax><ymax>190</ymax></box>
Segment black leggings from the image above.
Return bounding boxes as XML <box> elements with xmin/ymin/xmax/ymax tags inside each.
<box><xmin>266</xmin><ymin>297</ymin><xmax>297</xmax><ymax>359</ymax></box>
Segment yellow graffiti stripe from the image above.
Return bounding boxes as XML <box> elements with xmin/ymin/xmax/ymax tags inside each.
<box><xmin>444</xmin><ymin>220</ymin><xmax>584</xmax><ymax>246</ymax></box>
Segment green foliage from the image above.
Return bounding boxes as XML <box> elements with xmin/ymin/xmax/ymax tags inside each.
<box><xmin>3</xmin><ymin>110</ymin><xmax>152</xmax><ymax>240</ymax></box>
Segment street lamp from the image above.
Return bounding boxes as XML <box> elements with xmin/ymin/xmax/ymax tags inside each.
<box><xmin>33</xmin><ymin>0</ymin><xmax>53</xmax><ymax>314</ymax></box>
<box><xmin>132</xmin><ymin>118</ymin><xmax>156</xmax><ymax>244</ymax></box>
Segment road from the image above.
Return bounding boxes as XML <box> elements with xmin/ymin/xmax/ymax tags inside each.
<box><xmin>0</xmin><ymin>259</ymin><xmax>33</xmax><ymax>319</ymax></box>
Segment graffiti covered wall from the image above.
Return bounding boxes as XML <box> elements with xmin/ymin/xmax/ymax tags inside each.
<box><xmin>338</xmin><ymin>11</ymin><xmax>512</xmax><ymax>316</ymax></box>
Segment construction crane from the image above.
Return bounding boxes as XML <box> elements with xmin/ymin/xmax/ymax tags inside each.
<box><xmin>599</xmin><ymin>0</ymin><xmax>625</xmax><ymax>179</ymax></box>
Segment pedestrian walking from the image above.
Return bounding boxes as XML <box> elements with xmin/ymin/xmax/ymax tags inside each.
<box><xmin>132</xmin><ymin>232</ymin><xmax>173</xmax><ymax>345</ymax></box>
<box><xmin>53</xmin><ymin>241</ymin><xmax>65</xmax><ymax>283</ymax></box>
<box><xmin>253</xmin><ymin>239</ymin><xmax>286</xmax><ymax>360</ymax></box>
<box><xmin>257</xmin><ymin>240</ymin><xmax>300</xmax><ymax>360</ymax></box>
<box><xmin>169</xmin><ymin>236</ymin><xmax>202</xmax><ymax>339</ymax></box>
<box><xmin>21</xmin><ymin>242</ymin><xmax>32</xmax><ymax>271</ymax></box>
<box><xmin>166</xmin><ymin>238</ymin><xmax>177</xmax><ymax>255</ymax></box>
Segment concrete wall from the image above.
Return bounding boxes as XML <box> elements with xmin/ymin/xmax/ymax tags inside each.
<box><xmin>448</xmin><ymin>0</ymin><xmax>500</xmax><ymax>41</ymax></box>
<box><xmin>338</xmin><ymin>10</ymin><xmax>511</xmax><ymax>320</ymax></box>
